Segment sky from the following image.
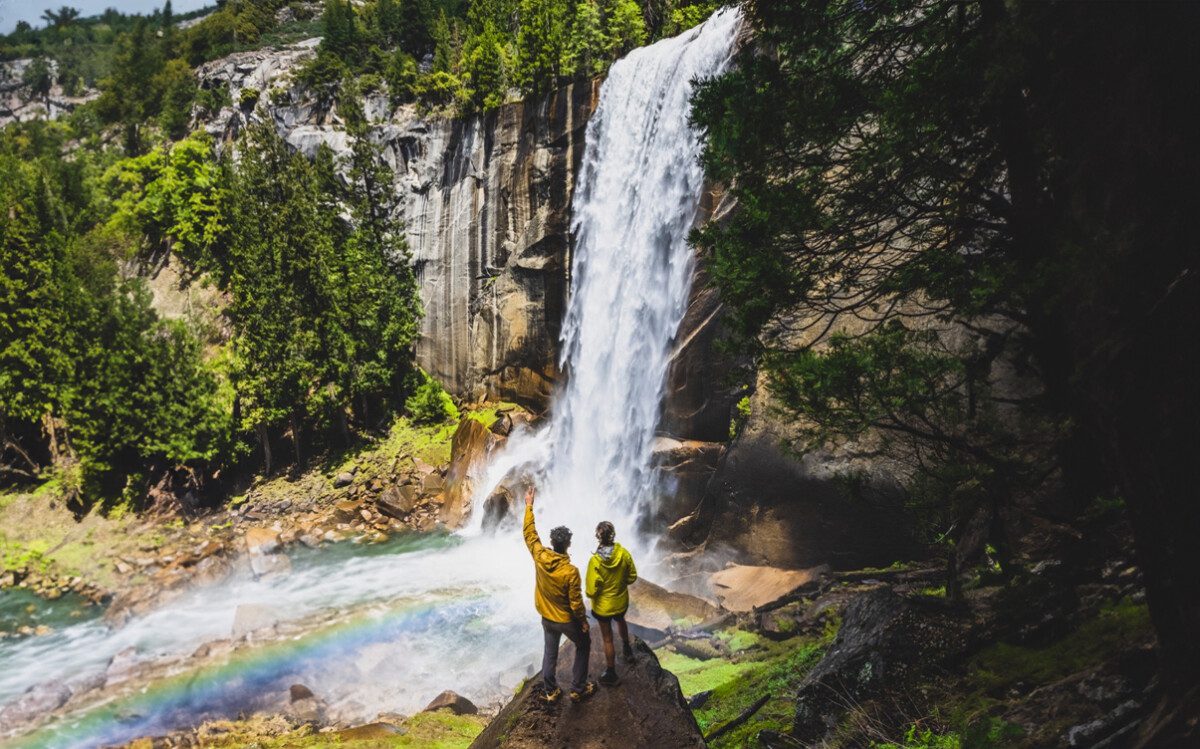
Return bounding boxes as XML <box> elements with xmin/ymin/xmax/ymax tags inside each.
<box><xmin>0</xmin><ymin>0</ymin><xmax>215</xmax><ymax>34</ymax></box>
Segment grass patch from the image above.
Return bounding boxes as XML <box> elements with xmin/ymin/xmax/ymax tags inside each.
<box><xmin>655</xmin><ymin>612</ymin><xmax>842</xmax><ymax>747</ymax></box>
<box><xmin>969</xmin><ymin>597</ymin><xmax>1150</xmax><ymax>692</ymax></box>
<box><xmin>695</xmin><ymin>640</ymin><xmax>826</xmax><ymax>746</ymax></box>
<box><xmin>182</xmin><ymin>711</ymin><xmax>486</xmax><ymax>748</ymax></box>
<box><xmin>658</xmin><ymin>650</ymin><xmax>763</xmax><ymax>696</ymax></box>
<box><xmin>933</xmin><ymin>597</ymin><xmax>1152</xmax><ymax>744</ymax></box>
<box><xmin>716</xmin><ymin>627</ymin><xmax>767</xmax><ymax>653</ymax></box>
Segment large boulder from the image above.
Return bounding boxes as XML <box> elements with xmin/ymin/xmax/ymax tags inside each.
<box><xmin>625</xmin><ymin>579</ymin><xmax>720</xmax><ymax>640</ymax></box>
<box><xmin>424</xmin><ymin>690</ymin><xmax>479</xmax><ymax>715</ymax></box>
<box><xmin>790</xmin><ymin>588</ymin><xmax>972</xmax><ymax>744</ymax></box>
<box><xmin>441</xmin><ymin>417</ymin><xmax>503</xmax><ymax>527</ymax></box>
<box><xmin>469</xmin><ymin>638</ymin><xmax>704</xmax><ymax>749</ymax></box>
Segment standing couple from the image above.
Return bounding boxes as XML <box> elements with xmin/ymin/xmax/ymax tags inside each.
<box><xmin>522</xmin><ymin>485</ymin><xmax>638</xmax><ymax>704</ymax></box>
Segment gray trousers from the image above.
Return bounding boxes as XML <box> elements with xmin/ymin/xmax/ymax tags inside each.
<box><xmin>541</xmin><ymin>617</ymin><xmax>590</xmax><ymax>692</ymax></box>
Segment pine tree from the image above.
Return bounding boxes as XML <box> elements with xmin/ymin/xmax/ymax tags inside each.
<box><xmin>463</xmin><ymin>19</ymin><xmax>511</xmax><ymax>110</ymax></box>
<box><xmin>516</xmin><ymin>0</ymin><xmax>568</xmax><ymax>96</ymax></box>
<box><xmin>566</xmin><ymin>0</ymin><xmax>607</xmax><ymax>79</ymax></box>
<box><xmin>602</xmin><ymin>0</ymin><xmax>646</xmax><ymax>58</ymax></box>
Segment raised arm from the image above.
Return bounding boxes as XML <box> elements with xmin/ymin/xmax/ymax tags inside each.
<box><xmin>522</xmin><ymin>486</ymin><xmax>544</xmax><ymax>557</ymax></box>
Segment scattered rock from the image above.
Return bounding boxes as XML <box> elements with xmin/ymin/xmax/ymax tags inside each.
<box><xmin>244</xmin><ymin>527</ymin><xmax>280</xmax><ymax>555</ymax></box>
<box><xmin>334</xmin><ymin>472</ymin><xmax>355</xmax><ymax>488</ymax></box>
<box><xmin>490</xmin><ymin>412</ymin><xmax>514</xmax><ymax>436</ymax></box>
<box><xmin>232</xmin><ymin>603</ymin><xmax>277</xmax><ymax>638</ymax></box>
<box><xmin>290</xmin><ymin>683</ymin><xmax>315</xmax><ymax>702</ymax></box>
<box><xmin>0</xmin><ymin>681</ymin><xmax>71</xmax><ymax>727</ymax></box>
<box><xmin>249</xmin><ymin>551</ymin><xmax>292</xmax><ymax>578</ymax></box>
<box><xmin>336</xmin><ymin>722</ymin><xmax>405</xmax><ymax>740</ymax></box>
<box><xmin>424</xmin><ymin>690</ymin><xmax>478</xmax><ymax>715</ymax></box>
<box><xmin>334</xmin><ymin>499</ymin><xmax>361</xmax><ymax>522</ymax></box>
<box><xmin>376</xmin><ymin>484</ymin><xmax>418</xmax><ymax>519</ymax></box>
<box><xmin>105</xmin><ymin>647</ymin><xmax>141</xmax><ymax>687</ymax></box>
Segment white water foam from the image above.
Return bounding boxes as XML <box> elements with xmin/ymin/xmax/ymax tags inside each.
<box><xmin>466</xmin><ymin>6</ymin><xmax>742</xmax><ymax>566</ymax></box>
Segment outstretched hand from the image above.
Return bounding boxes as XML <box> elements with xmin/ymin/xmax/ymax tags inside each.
<box><xmin>524</xmin><ymin>485</ymin><xmax>536</xmax><ymax>508</ymax></box>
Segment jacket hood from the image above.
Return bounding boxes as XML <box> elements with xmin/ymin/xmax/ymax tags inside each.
<box><xmin>541</xmin><ymin>549</ymin><xmax>571</xmax><ymax>571</ymax></box>
<box><xmin>593</xmin><ymin>542</ymin><xmax>627</xmax><ymax>568</ymax></box>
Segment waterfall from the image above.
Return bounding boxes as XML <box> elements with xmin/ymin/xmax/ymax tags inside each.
<box><xmin>468</xmin><ymin>7</ymin><xmax>742</xmax><ymax>558</ymax></box>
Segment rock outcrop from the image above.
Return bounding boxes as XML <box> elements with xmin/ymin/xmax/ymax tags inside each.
<box><xmin>0</xmin><ymin>58</ymin><xmax>99</xmax><ymax>128</ymax></box>
<box><xmin>399</xmin><ymin>82</ymin><xmax>597</xmax><ymax>406</ymax></box>
<box><xmin>469</xmin><ymin>638</ymin><xmax>704</xmax><ymax>749</ymax></box>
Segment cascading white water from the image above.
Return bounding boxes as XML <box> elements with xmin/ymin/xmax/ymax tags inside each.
<box><xmin>0</xmin><ymin>10</ymin><xmax>741</xmax><ymax>747</ymax></box>
<box><xmin>468</xmin><ymin>7</ymin><xmax>742</xmax><ymax>560</ymax></box>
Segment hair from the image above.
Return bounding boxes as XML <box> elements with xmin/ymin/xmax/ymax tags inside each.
<box><xmin>549</xmin><ymin>526</ymin><xmax>572</xmax><ymax>553</ymax></box>
<box><xmin>595</xmin><ymin>521</ymin><xmax>615</xmax><ymax>546</ymax></box>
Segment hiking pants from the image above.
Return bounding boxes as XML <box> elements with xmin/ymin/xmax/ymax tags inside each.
<box><xmin>541</xmin><ymin>617</ymin><xmax>590</xmax><ymax>692</ymax></box>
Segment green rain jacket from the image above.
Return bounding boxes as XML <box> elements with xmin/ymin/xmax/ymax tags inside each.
<box><xmin>585</xmin><ymin>542</ymin><xmax>638</xmax><ymax>617</ymax></box>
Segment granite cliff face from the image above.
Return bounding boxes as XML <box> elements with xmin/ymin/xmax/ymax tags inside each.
<box><xmin>398</xmin><ymin>83</ymin><xmax>596</xmax><ymax>406</ymax></box>
<box><xmin>192</xmin><ymin>42</ymin><xmax>597</xmax><ymax>408</ymax></box>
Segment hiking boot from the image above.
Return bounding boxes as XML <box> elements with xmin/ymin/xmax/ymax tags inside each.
<box><xmin>569</xmin><ymin>682</ymin><xmax>597</xmax><ymax>703</ymax></box>
<box><xmin>622</xmin><ymin>643</ymin><xmax>637</xmax><ymax>663</ymax></box>
<box><xmin>599</xmin><ymin>668</ymin><xmax>619</xmax><ymax>686</ymax></box>
<box><xmin>541</xmin><ymin>686</ymin><xmax>562</xmax><ymax>705</ymax></box>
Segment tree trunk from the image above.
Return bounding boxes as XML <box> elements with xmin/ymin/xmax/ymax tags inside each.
<box><xmin>257</xmin><ymin>423</ymin><xmax>272</xmax><ymax>476</ymax></box>
<box><xmin>290</xmin><ymin>415</ymin><xmax>302</xmax><ymax>467</ymax></box>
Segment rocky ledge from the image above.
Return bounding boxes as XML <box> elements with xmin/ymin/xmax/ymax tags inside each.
<box><xmin>470</xmin><ymin>638</ymin><xmax>704</xmax><ymax>749</ymax></box>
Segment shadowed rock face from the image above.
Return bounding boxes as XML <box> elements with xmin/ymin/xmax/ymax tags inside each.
<box><xmin>469</xmin><ymin>638</ymin><xmax>704</xmax><ymax>749</ymax></box>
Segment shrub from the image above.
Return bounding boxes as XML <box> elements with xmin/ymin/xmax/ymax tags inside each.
<box><xmin>238</xmin><ymin>86</ymin><xmax>261</xmax><ymax>108</ymax></box>
<box><xmin>405</xmin><ymin>372</ymin><xmax>459</xmax><ymax>425</ymax></box>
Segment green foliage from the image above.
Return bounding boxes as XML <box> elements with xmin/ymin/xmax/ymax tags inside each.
<box><xmin>970</xmin><ymin>598</ymin><xmax>1150</xmax><ymax>692</ymax></box>
<box><xmin>665</xmin><ymin>2</ymin><xmax>718</xmax><ymax>35</ymax></box>
<box><xmin>216</xmin><ymin>119</ymin><xmax>422</xmax><ymax>464</ymax></box>
<box><xmin>1</xmin><ymin>142</ymin><xmax>228</xmax><ymax>499</ymax></box>
<box><xmin>155</xmin><ymin>58</ymin><xmax>197</xmax><ymax>139</ymax></box>
<box><xmin>874</xmin><ymin>724</ymin><xmax>962</xmax><ymax>749</ymax></box>
<box><xmin>729</xmin><ymin>394</ymin><xmax>750</xmax><ymax>438</ymax></box>
<box><xmin>21</xmin><ymin>58</ymin><xmax>54</xmax><ymax>101</ymax></box>
<box><xmin>238</xmin><ymin>86</ymin><xmax>261</xmax><ymax>109</ymax></box>
<box><xmin>406</xmin><ymin>371</ymin><xmax>460</xmax><ymax>425</ymax></box>
<box><xmin>516</xmin><ymin>0</ymin><xmax>568</xmax><ymax>96</ymax></box>
<box><xmin>566</xmin><ymin>1</ymin><xmax>608</xmax><ymax>78</ymax></box>
<box><xmin>688</xmin><ymin>0</ymin><xmax>1089</xmax><ymax>594</ymax></box>
<box><xmin>102</xmin><ymin>132</ymin><xmax>228</xmax><ymax>266</ymax></box>
<box><xmin>462</xmin><ymin>20</ymin><xmax>512</xmax><ymax>110</ymax></box>
<box><xmin>602</xmin><ymin>0</ymin><xmax>647</xmax><ymax>58</ymax></box>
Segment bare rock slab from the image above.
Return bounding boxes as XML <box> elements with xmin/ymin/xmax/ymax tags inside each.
<box><xmin>709</xmin><ymin>564</ymin><xmax>817</xmax><ymax>612</ymax></box>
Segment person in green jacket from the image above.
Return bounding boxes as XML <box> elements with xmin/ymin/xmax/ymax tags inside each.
<box><xmin>585</xmin><ymin>520</ymin><xmax>638</xmax><ymax>685</ymax></box>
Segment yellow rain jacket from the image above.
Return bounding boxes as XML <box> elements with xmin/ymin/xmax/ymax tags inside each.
<box><xmin>523</xmin><ymin>506</ymin><xmax>586</xmax><ymax>624</ymax></box>
<box><xmin>585</xmin><ymin>542</ymin><xmax>638</xmax><ymax>617</ymax></box>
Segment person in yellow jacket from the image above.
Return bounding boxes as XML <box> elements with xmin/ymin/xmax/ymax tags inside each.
<box><xmin>522</xmin><ymin>485</ymin><xmax>595</xmax><ymax>704</ymax></box>
<box><xmin>585</xmin><ymin>520</ymin><xmax>638</xmax><ymax>686</ymax></box>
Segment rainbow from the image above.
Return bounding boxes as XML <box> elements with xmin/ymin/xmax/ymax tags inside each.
<box><xmin>7</xmin><ymin>593</ymin><xmax>493</xmax><ymax>749</ymax></box>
